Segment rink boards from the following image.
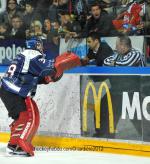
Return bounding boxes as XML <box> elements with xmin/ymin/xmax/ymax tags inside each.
<box><xmin>1</xmin><ymin>67</ymin><xmax>150</xmax><ymax>157</ymax></box>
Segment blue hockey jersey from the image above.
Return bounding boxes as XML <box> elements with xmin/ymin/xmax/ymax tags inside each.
<box><xmin>1</xmin><ymin>49</ymin><xmax>55</xmax><ymax>97</ymax></box>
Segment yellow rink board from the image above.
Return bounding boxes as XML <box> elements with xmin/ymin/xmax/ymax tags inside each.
<box><xmin>0</xmin><ymin>132</ymin><xmax>150</xmax><ymax>157</ymax></box>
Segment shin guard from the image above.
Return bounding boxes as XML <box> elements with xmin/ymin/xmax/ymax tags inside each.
<box><xmin>9</xmin><ymin>97</ymin><xmax>40</xmax><ymax>156</ymax></box>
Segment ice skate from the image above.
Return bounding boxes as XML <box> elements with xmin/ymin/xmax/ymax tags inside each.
<box><xmin>6</xmin><ymin>144</ymin><xmax>31</xmax><ymax>157</ymax></box>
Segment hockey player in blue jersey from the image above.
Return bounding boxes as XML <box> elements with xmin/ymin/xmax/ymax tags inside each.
<box><xmin>0</xmin><ymin>37</ymin><xmax>81</xmax><ymax>156</ymax></box>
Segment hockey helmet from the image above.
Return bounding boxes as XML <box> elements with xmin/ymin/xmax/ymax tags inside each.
<box><xmin>26</xmin><ymin>37</ymin><xmax>43</xmax><ymax>52</ymax></box>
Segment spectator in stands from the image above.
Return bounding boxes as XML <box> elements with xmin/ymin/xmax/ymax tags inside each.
<box><xmin>27</xmin><ymin>20</ymin><xmax>47</xmax><ymax>39</ymax></box>
<box><xmin>104</xmin><ymin>35</ymin><xmax>145</xmax><ymax>66</ymax></box>
<box><xmin>43</xmin><ymin>18</ymin><xmax>60</xmax><ymax>53</ymax></box>
<box><xmin>48</xmin><ymin>0</ymin><xmax>59</xmax><ymax>22</ymax></box>
<box><xmin>58</xmin><ymin>11</ymin><xmax>81</xmax><ymax>41</ymax></box>
<box><xmin>0</xmin><ymin>23</ymin><xmax>9</xmax><ymax>39</ymax></box>
<box><xmin>142</xmin><ymin>0</ymin><xmax>150</xmax><ymax>35</ymax></box>
<box><xmin>60</xmin><ymin>11</ymin><xmax>81</xmax><ymax>33</ymax></box>
<box><xmin>35</xmin><ymin>0</ymin><xmax>52</xmax><ymax>19</ymax></box>
<box><xmin>43</xmin><ymin>18</ymin><xmax>52</xmax><ymax>33</ymax></box>
<box><xmin>93</xmin><ymin>0</ymin><xmax>115</xmax><ymax>15</ymax></box>
<box><xmin>45</xmin><ymin>30</ymin><xmax>60</xmax><ymax>60</ymax></box>
<box><xmin>51</xmin><ymin>30</ymin><xmax>60</xmax><ymax>46</ymax></box>
<box><xmin>43</xmin><ymin>17</ymin><xmax>57</xmax><ymax>43</ymax></box>
<box><xmin>23</xmin><ymin>1</ymin><xmax>43</xmax><ymax>29</ymax></box>
<box><xmin>120</xmin><ymin>0</ymin><xmax>134</xmax><ymax>6</ymax></box>
<box><xmin>9</xmin><ymin>15</ymin><xmax>26</xmax><ymax>39</ymax></box>
<box><xmin>48</xmin><ymin>0</ymin><xmax>74</xmax><ymax>22</ymax></box>
<box><xmin>57</xmin><ymin>0</ymin><xmax>69</xmax><ymax>14</ymax></box>
<box><xmin>80</xmin><ymin>32</ymin><xmax>114</xmax><ymax>66</ymax></box>
<box><xmin>51</xmin><ymin>20</ymin><xmax>60</xmax><ymax>32</ymax></box>
<box><xmin>72</xmin><ymin>1</ymin><xmax>118</xmax><ymax>38</ymax></box>
<box><xmin>72</xmin><ymin>0</ymin><xmax>89</xmax><ymax>29</ymax></box>
<box><xmin>114</xmin><ymin>1</ymin><xmax>144</xmax><ymax>35</ymax></box>
<box><xmin>17</xmin><ymin>0</ymin><xmax>26</xmax><ymax>12</ymax></box>
<box><xmin>0</xmin><ymin>0</ymin><xmax>23</xmax><ymax>26</ymax></box>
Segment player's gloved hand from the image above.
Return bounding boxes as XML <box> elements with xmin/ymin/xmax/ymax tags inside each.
<box><xmin>42</xmin><ymin>68</ymin><xmax>63</xmax><ymax>84</ymax></box>
<box><xmin>41</xmin><ymin>52</ymin><xmax>81</xmax><ymax>84</ymax></box>
<box><xmin>50</xmin><ymin>72</ymin><xmax>63</xmax><ymax>82</ymax></box>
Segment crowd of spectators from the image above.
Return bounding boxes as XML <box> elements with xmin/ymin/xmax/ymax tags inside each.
<box><xmin>0</xmin><ymin>0</ymin><xmax>149</xmax><ymax>40</ymax></box>
<box><xmin>0</xmin><ymin>0</ymin><xmax>150</xmax><ymax>65</ymax></box>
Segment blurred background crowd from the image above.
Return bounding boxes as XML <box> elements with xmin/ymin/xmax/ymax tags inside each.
<box><xmin>0</xmin><ymin>0</ymin><xmax>150</xmax><ymax>64</ymax></box>
<box><xmin>0</xmin><ymin>0</ymin><xmax>150</xmax><ymax>40</ymax></box>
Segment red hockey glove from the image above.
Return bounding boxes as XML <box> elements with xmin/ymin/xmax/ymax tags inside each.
<box><xmin>53</xmin><ymin>52</ymin><xmax>81</xmax><ymax>79</ymax></box>
<box><xmin>41</xmin><ymin>52</ymin><xmax>81</xmax><ymax>84</ymax></box>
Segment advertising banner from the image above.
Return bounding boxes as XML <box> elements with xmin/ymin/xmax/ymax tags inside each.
<box><xmin>0</xmin><ymin>39</ymin><xmax>25</xmax><ymax>65</ymax></box>
<box><xmin>81</xmin><ymin>75</ymin><xmax>150</xmax><ymax>142</ymax></box>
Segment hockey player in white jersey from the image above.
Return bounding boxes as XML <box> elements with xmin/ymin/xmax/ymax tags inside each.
<box><xmin>0</xmin><ymin>37</ymin><xmax>81</xmax><ymax>156</ymax></box>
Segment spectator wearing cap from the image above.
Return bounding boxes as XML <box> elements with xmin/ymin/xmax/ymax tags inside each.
<box><xmin>23</xmin><ymin>0</ymin><xmax>43</xmax><ymax>29</ymax></box>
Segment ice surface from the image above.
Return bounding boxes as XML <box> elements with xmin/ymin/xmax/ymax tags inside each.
<box><xmin>0</xmin><ymin>143</ymin><xmax>150</xmax><ymax>164</ymax></box>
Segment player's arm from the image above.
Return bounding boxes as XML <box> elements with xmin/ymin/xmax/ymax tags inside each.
<box><xmin>29</xmin><ymin>57</ymin><xmax>56</xmax><ymax>84</ymax></box>
<box><xmin>30</xmin><ymin>52</ymin><xmax>81</xmax><ymax>84</ymax></box>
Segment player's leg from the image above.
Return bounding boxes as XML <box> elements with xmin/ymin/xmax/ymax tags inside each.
<box><xmin>9</xmin><ymin>97</ymin><xmax>40</xmax><ymax>156</ymax></box>
<box><xmin>26</xmin><ymin>98</ymin><xmax>40</xmax><ymax>143</ymax></box>
<box><xmin>0</xmin><ymin>87</ymin><xmax>29</xmax><ymax>155</ymax></box>
<box><xmin>0</xmin><ymin>87</ymin><xmax>39</xmax><ymax>156</ymax></box>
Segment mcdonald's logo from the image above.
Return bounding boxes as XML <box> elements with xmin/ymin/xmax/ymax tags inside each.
<box><xmin>82</xmin><ymin>81</ymin><xmax>115</xmax><ymax>133</ymax></box>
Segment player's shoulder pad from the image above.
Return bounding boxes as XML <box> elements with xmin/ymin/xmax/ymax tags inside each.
<box><xmin>21</xmin><ymin>49</ymin><xmax>43</xmax><ymax>60</ymax></box>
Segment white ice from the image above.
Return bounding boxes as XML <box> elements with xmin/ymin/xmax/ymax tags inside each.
<box><xmin>0</xmin><ymin>143</ymin><xmax>150</xmax><ymax>164</ymax></box>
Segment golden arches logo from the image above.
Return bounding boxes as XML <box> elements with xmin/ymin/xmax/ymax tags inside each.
<box><xmin>82</xmin><ymin>81</ymin><xmax>115</xmax><ymax>133</ymax></box>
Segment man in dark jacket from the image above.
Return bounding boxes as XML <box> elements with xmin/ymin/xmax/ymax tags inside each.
<box><xmin>10</xmin><ymin>15</ymin><xmax>26</xmax><ymax>39</ymax></box>
<box><xmin>81</xmin><ymin>32</ymin><xmax>114</xmax><ymax>66</ymax></box>
<box><xmin>73</xmin><ymin>2</ymin><xmax>117</xmax><ymax>38</ymax></box>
